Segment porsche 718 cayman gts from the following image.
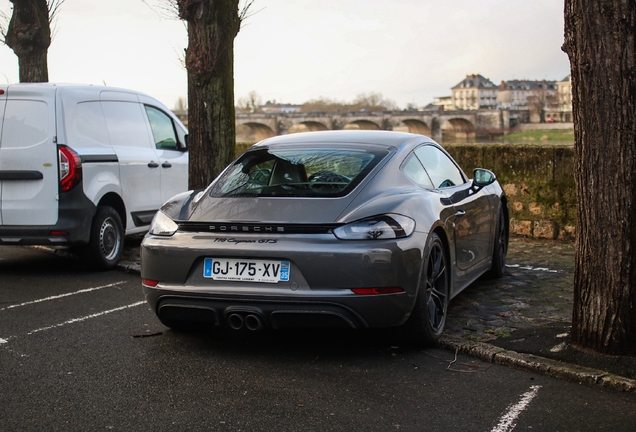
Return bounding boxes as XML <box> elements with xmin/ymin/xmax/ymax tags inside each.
<box><xmin>141</xmin><ymin>130</ymin><xmax>508</xmax><ymax>344</ymax></box>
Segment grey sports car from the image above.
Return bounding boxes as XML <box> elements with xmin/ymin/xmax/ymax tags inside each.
<box><xmin>141</xmin><ymin>130</ymin><xmax>508</xmax><ymax>344</ymax></box>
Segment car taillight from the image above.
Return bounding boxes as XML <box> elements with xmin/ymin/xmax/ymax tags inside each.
<box><xmin>142</xmin><ymin>279</ymin><xmax>159</xmax><ymax>287</ymax></box>
<box><xmin>58</xmin><ymin>145</ymin><xmax>82</xmax><ymax>192</ymax></box>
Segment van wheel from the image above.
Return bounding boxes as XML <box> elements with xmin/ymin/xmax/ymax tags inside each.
<box><xmin>86</xmin><ymin>206</ymin><xmax>123</xmax><ymax>270</ymax></box>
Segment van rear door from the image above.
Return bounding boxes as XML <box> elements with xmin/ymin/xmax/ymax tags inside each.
<box><xmin>0</xmin><ymin>85</ymin><xmax>6</xmax><ymax>225</ymax></box>
<box><xmin>0</xmin><ymin>86</ymin><xmax>58</xmax><ymax>226</ymax></box>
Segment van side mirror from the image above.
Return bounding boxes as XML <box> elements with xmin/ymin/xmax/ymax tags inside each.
<box><xmin>473</xmin><ymin>168</ymin><xmax>496</xmax><ymax>187</ymax></box>
<box><xmin>182</xmin><ymin>134</ymin><xmax>188</xmax><ymax>151</ymax></box>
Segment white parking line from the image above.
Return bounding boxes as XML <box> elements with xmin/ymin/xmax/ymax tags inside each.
<box><xmin>0</xmin><ymin>281</ymin><xmax>126</xmax><ymax>311</ymax></box>
<box><xmin>491</xmin><ymin>385</ymin><xmax>542</xmax><ymax>432</ymax></box>
<box><xmin>27</xmin><ymin>301</ymin><xmax>146</xmax><ymax>335</ymax></box>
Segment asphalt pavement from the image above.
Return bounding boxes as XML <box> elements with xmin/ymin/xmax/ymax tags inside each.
<box><xmin>118</xmin><ymin>235</ymin><xmax>636</xmax><ymax>393</ymax></box>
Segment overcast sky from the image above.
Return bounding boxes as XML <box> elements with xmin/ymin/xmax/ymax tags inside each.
<box><xmin>0</xmin><ymin>0</ymin><xmax>570</xmax><ymax>110</ymax></box>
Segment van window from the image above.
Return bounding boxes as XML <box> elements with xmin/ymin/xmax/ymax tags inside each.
<box><xmin>101</xmin><ymin>101</ymin><xmax>153</xmax><ymax>149</ymax></box>
<box><xmin>66</xmin><ymin>101</ymin><xmax>110</xmax><ymax>147</ymax></box>
<box><xmin>1</xmin><ymin>100</ymin><xmax>48</xmax><ymax>148</ymax></box>
<box><xmin>144</xmin><ymin>106</ymin><xmax>179</xmax><ymax>150</ymax></box>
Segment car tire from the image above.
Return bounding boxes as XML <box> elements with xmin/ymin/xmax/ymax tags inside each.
<box><xmin>399</xmin><ymin>232</ymin><xmax>449</xmax><ymax>345</ymax></box>
<box><xmin>85</xmin><ymin>206</ymin><xmax>124</xmax><ymax>271</ymax></box>
<box><xmin>488</xmin><ymin>205</ymin><xmax>508</xmax><ymax>278</ymax></box>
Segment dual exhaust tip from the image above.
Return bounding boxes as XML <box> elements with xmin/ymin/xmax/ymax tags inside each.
<box><xmin>227</xmin><ymin>313</ymin><xmax>265</xmax><ymax>331</ymax></box>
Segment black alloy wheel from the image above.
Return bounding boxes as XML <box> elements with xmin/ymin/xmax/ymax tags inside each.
<box><xmin>399</xmin><ymin>232</ymin><xmax>449</xmax><ymax>345</ymax></box>
<box><xmin>423</xmin><ymin>235</ymin><xmax>449</xmax><ymax>337</ymax></box>
<box><xmin>489</xmin><ymin>206</ymin><xmax>508</xmax><ymax>278</ymax></box>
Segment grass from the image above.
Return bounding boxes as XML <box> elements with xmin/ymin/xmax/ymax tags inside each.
<box><xmin>503</xmin><ymin>129</ymin><xmax>575</xmax><ymax>143</ymax></box>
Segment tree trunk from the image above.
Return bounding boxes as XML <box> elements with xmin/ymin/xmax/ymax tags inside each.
<box><xmin>5</xmin><ymin>0</ymin><xmax>51</xmax><ymax>82</ymax></box>
<box><xmin>177</xmin><ymin>0</ymin><xmax>240</xmax><ymax>190</ymax></box>
<box><xmin>563</xmin><ymin>0</ymin><xmax>636</xmax><ymax>355</ymax></box>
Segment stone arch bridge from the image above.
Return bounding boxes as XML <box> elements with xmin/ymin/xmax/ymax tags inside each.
<box><xmin>236</xmin><ymin>109</ymin><xmax>517</xmax><ymax>142</ymax></box>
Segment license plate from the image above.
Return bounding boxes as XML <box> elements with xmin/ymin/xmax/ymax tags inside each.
<box><xmin>203</xmin><ymin>258</ymin><xmax>290</xmax><ymax>283</ymax></box>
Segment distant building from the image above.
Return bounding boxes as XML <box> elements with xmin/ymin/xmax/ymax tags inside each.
<box><xmin>555</xmin><ymin>75</ymin><xmax>572</xmax><ymax>122</ymax></box>
<box><xmin>432</xmin><ymin>96</ymin><xmax>453</xmax><ymax>111</ymax></box>
<box><xmin>556</xmin><ymin>75</ymin><xmax>572</xmax><ymax>110</ymax></box>
<box><xmin>451</xmin><ymin>74</ymin><xmax>498</xmax><ymax>110</ymax></box>
<box><xmin>497</xmin><ymin>79</ymin><xmax>557</xmax><ymax>110</ymax></box>
<box><xmin>260</xmin><ymin>102</ymin><xmax>302</xmax><ymax>114</ymax></box>
<box><xmin>496</xmin><ymin>79</ymin><xmax>557</xmax><ymax>122</ymax></box>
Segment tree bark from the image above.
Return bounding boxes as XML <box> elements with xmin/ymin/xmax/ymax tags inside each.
<box><xmin>176</xmin><ymin>0</ymin><xmax>240</xmax><ymax>190</ymax></box>
<box><xmin>5</xmin><ymin>0</ymin><xmax>50</xmax><ymax>82</ymax></box>
<box><xmin>563</xmin><ymin>0</ymin><xmax>636</xmax><ymax>355</ymax></box>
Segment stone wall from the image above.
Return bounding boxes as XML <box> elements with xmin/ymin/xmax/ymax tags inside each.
<box><xmin>444</xmin><ymin>144</ymin><xmax>576</xmax><ymax>240</ymax></box>
<box><xmin>235</xmin><ymin>142</ymin><xmax>577</xmax><ymax>241</ymax></box>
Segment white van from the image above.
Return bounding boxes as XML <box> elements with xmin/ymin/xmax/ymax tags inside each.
<box><xmin>0</xmin><ymin>83</ymin><xmax>188</xmax><ymax>269</ymax></box>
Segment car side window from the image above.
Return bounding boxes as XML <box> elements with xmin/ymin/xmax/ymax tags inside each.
<box><xmin>145</xmin><ymin>106</ymin><xmax>180</xmax><ymax>151</ymax></box>
<box><xmin>415</xmin><ymin>145</ymin><xmax>465</xmax><ymax>188</ymax></box>
<box><xmin>402</xmin><ymin>154</ymin><xmax>433</xmax><ymax>187</ymax></box>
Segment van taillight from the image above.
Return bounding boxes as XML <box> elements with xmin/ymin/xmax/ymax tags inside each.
<box><xmin>58</xmin><ymin>145</ymin><xmax>82</xmax><ymax>192</ymax></box>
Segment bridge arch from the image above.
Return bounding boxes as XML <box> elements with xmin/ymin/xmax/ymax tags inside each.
<box><xmin>236</xmin><ymin>122</ymin><xmax>276</xmax><ymax>142</ymax></box>
<box><xmin>288</xmin><ymin>121</ymin><xmax>329</xmax><ymax>134</ymax></box>
<box><xmin>399</xmin><ymin>119</ymin><xmax>431</xmax><ymax>136</ymax></box>
<box><xmin>440</xmin><ymin>118</ymin><xmax>476</xmax><ymax>141</ymax></box>
<box><xmin>343</xmin><ymin>120</ymin><xmax>381</xmax><ymax>130</ymax></box>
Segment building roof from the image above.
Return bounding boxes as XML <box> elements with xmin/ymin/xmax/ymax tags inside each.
<box><xmin>452</xmin><ymin>74</ymin><xmax>497</xmax><ymax>90</ymax></box>
<box><xmin>499</xmin><ymin>79</ymin><xmax>557</xmax><ymax>90</ymax></box>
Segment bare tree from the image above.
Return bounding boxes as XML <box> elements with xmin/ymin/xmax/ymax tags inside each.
<box><xmin>299</xmin><ymin>93</ymin><xmax>398</xmax><ymax>113</ymax></box>
<box><xmin>236</xmin><ymin>90</ymin><xmax>262</xmax><ymax>113</ymax></box>
<box><xmin>301</xmin><ymin>97</ymin><xmax>346</xmax><ymax>113</ymax></box>
<box><xmin>1</xmin><ymin>0</ymin><xmax>64</xmax><ymax>82</ymax></box>
<box><xmin>173</xmin><ymin>96</ymin><xmax>188</xmax><ymax>112</ymax></box>
<box><xmin>528</xmin><ymin>86</ymin><xmax>557</xmax><ymax>123</ymax></box>
<box><xmin>563</xmin><ymin>0</ymin><xmax>636</xmax><ymax>355</ymax></box>
<box><xmin>350</xmin><ymin>92</ymin><xmax>397</xmax><ymax>111</ymax></box>
<box><xmin>168</xmin><ymin>0</ymin><xmax>254</xmax><ymax>189</ymax></box>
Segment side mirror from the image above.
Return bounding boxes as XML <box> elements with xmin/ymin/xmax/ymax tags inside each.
<box><xmin>473</xmin><ymin>168</ymin><xmax>496</xmax><ymax>187</ymax></box>
<box><xmin>182</xmin><ymin>134</ymin><xmax>188</xmax><ymax>151</ymax></box>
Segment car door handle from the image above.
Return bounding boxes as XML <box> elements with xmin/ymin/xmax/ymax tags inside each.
<box><xmin>148</xmin><ymin>161</ymin><xmax>159</xmax><ymax>168</ymax></box>
<box><xmin>162</xmin><ymin>161</ymin><xmax>172</xmax><ymax>168</ymax></box>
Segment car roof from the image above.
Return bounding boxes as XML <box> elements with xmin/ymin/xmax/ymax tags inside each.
<box><xmin>253</xmin><ymin>130</ymin><xmax>434</xmax><ymax>151</ymax></box>
<box><xmin>4</xmin><ymin>82</ymin><xmax>156</xmax><ymax>99</ymax></box>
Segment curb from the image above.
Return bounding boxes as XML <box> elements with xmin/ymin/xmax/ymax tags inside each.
<box><xmin>438</xmin><ymin>335</ymin><xmax>636</xmax><ymax>393</ymax></box>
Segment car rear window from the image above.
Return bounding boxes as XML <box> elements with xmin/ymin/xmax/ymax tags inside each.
<box><xmin>210</xmin><ymin>147</ymin><xmax>388</xmax><ymax>198</ymax></box>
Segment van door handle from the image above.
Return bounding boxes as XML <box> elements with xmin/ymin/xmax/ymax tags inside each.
<box><xmin>162</xmin><ymin>162</ymin><xmax>172</xmax><ymax>168</ymax></box>
<box><xmin>148</xmin><ymin>161</ymin><xmax>159</xmax><ymax>168</ymax></box>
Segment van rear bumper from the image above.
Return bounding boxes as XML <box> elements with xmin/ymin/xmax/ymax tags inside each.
<box><xmin>0</xmin><ymin>185</ymin><xmax>96</xmax><ymax>246</ymax></box>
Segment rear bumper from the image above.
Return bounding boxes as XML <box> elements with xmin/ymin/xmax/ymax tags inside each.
<box><xmin>143</xmin><ymin>288</ymin><xmax>412</xmax><ymax>329</ymax></box>
<box><xmin>0</xmin><ymin>185</ymin><xmax>95</xmax><ymax>245</ymax></box>
<box><xmin>141</xmin><ymin>230</ymin><xmax>428</xmax><ymax>329</ymax></box>
<box><xmin>141</xmin><ymin>232</ymin><xmax>425</xmax><ymax>289</ymax></box>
